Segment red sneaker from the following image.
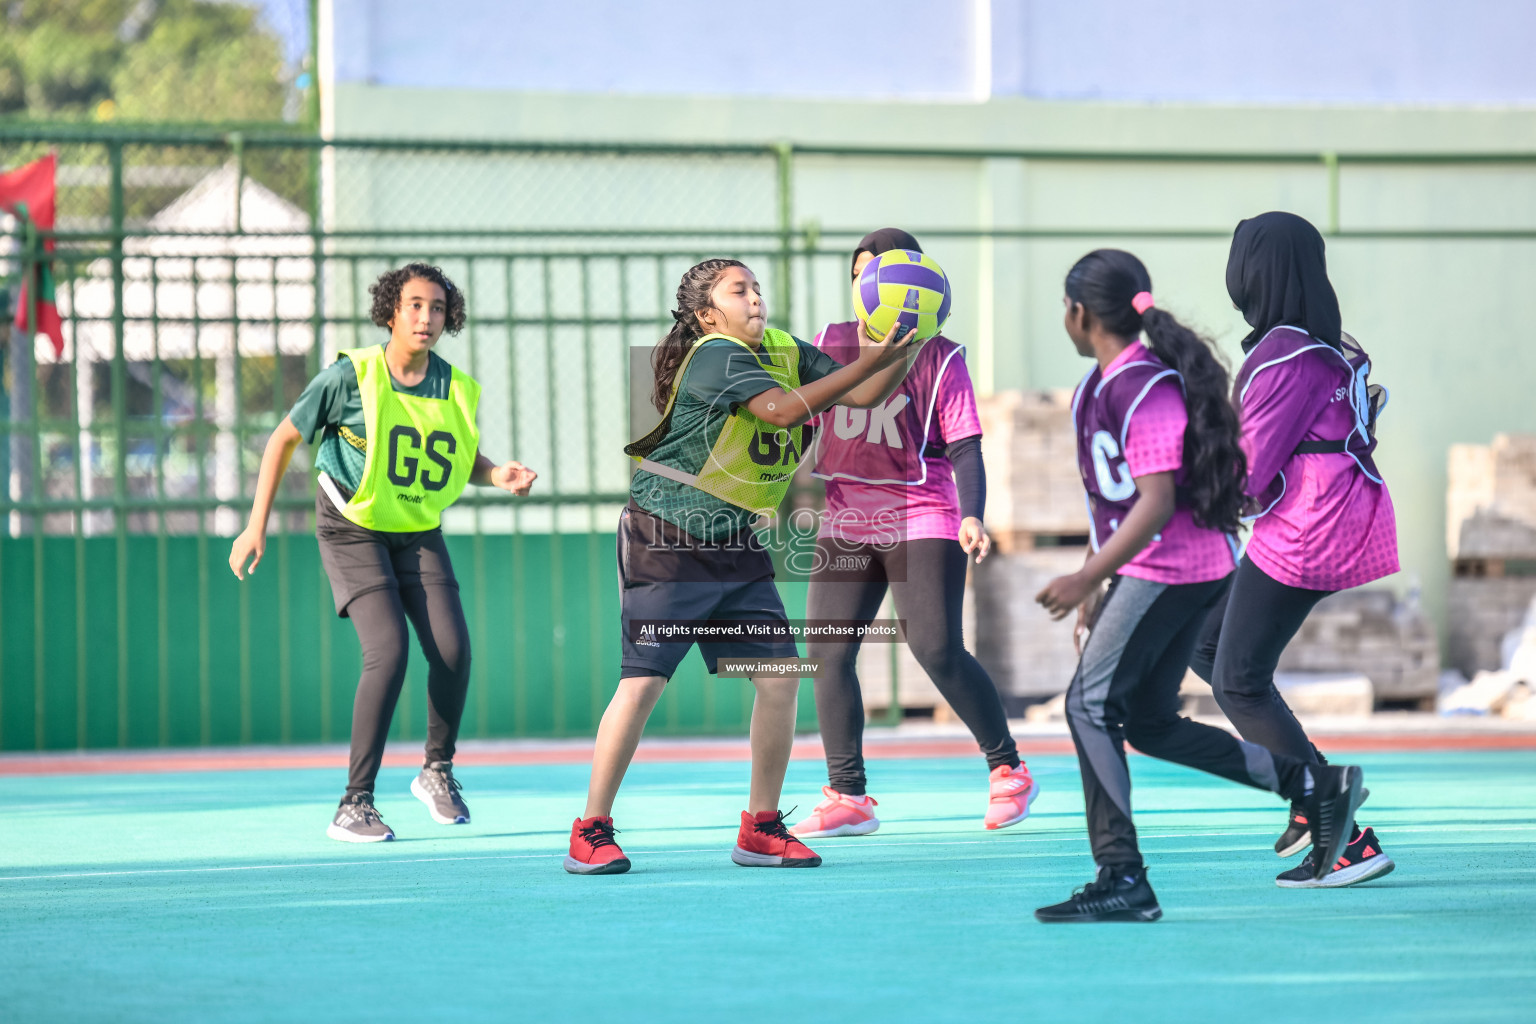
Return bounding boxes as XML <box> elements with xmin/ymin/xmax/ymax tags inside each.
<box><xmin>563</xmin><ymin>815</ymin><xmax>631</xmax><ymax>875</ymax></box>
<box><xmin>731</xmin><ymin>809</ymin><xmax>822</xmax><ymax>868</ymax></box>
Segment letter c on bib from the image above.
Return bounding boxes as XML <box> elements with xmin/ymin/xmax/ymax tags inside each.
<box><xmin>1090</xmin><ymin>430</ymin><xmax>1136</xmax><ymax>501</ymax></box>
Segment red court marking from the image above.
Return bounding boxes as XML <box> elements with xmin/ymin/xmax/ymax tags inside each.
<box><xmin>0</xmin><ymin>731</ymin><xmax>1530</xmax><ymax>777</ymax></box>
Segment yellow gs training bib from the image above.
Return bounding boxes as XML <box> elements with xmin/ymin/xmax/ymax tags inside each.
<box><xmin>625</xmin><ymin>329</ymin><xmax>805</xmax><ymax>519</ymax></box>
<box><xmin>339</xmin><ymin>345</ymin><xmax>481</xmax><ymax>532</ymax></box>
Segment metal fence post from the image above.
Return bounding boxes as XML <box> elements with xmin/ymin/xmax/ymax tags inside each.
<box><xmin>1323</xmin><ymin>151</ymin><xmax>1340</xmax><ymax>235</ymax></box>
<box><xmin>108</xmin><ymin>138</ymin><xmax>130</xmax><ymax>746</ymax></box>
<box><xmin>774</xmin><ymin>141</ymin><xmax>794</xmax><ymax>331</ymax></box>
<box><xmin>229</xmin><ymin>131</ymin><xmax>245</xmax><ymax>233</ymax></box>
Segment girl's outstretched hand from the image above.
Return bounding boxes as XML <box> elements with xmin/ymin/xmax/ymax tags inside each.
<box><xmin>491</xmin><ymin>461</ymin><xmax>538</xmax><ymax>496</ymax></box>
<box><xmin>958</xmin><ymin>517</ymin><xmax>991</xmax><ymax>564</ymax></box>
<box><xmin>229</xmin><ymin>527</ymin><xmax>265</xmax><ymax>581</ymax></box>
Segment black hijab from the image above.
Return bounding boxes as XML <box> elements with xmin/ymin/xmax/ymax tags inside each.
<box><xmin>852</xmin><ymin>227</ymin><xmax>922</xmax><ymax>279</ymax></box>
<box><xmin>1225</xmin><ymin>211</ymin><xmax>1342</xmax><ymax>352</ymax></box>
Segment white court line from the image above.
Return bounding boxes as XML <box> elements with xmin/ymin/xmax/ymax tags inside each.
<box><xmin>1</xmin><ymin>823</ymin><xmax>1530</xmax><ymax>884</ymax></box>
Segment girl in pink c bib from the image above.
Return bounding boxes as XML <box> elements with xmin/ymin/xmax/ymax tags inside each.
<box><xmin>791</xmin><ymin>229</ymin><xmax>1038</xmax><ymax>839</ymax></box>
<box><xmin>1033</xmin><ymin>249</ymin><xmax>1364</xmax><ymax>923</ymax></box>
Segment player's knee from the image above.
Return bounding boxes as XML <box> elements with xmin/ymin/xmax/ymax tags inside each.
<box><xmin>361</xmin><ymin>633</ymin><xmax>410</xmax><ymax>682</ymax></box>
<box><xmin>431</xmin><ymin>629</ymin><xmax>471</xmax><ymax>683</ymax></box>
<box><xmin>617</xmin><ymin>674</ymin><xmax>668</xmax><ymax>708</ymax></box>
<box><xmin>907</xmin><ymin>638</ymin><xmax>962</xmax><ymax>680</ymax></box>
<box><xmin>751</xmin><ymin>675</ymin><xmax>800</xmax><ymax>702</ymax></box>
<box><xmin>807</xmin><ymin>642</ymin><xmax>859</xmax><ymax>672</ymax></box>
<box><xmin>1123</xmin><ymin>716</ymin><xmax>1175</xmax><ymax>753</ymax></box>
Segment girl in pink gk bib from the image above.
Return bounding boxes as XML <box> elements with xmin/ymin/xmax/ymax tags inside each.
<box><xmin>791</xmin><ymin>228</ymin><xmax>1037</xmax><ymax>840</ymax></box>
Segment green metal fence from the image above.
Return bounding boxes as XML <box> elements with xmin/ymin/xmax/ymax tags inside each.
<box><xmin>4</xmin><ymin>127</ymin><xmax>1536</xmax><ymax>751</ymax></box>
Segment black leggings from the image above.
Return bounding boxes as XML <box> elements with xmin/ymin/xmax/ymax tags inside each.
<box><xmin>806</xmin><ymin>536</ymin><xmax>1018</xmax><ymax>795</ymax></box>
<box><xmin>1189</xmin><ymin>555</ymin><xmax>1331</xmax><ymax>767</ymax></box>
<box><xmin>1067</xmin><ymin>574</ymin><xmax>1312</xmax><ymax>869</ymax></box>
<box><xmin>344</xmin><ymin>583</ymin><xmax>472</xmax><ymax>796</ymax></box>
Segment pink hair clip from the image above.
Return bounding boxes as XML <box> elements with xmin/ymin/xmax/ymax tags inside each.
<box><xmin>1131</xmin><ymin>291</ymin><xmax>1155</xmax><ymax>315</ymax></box>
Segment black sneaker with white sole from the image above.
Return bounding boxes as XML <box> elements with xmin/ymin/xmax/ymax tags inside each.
<box><xmin>411</xmin><ymin>761</ymin><xmax>470</xmax><ymax>825</ymax></box>
<box><xmin>1276</xmin><ymin>786</ymin><xmax>1370</xmax><ymax>858</ymax></box>
<box><xmin>1035</xmin><ymin>865</ymin><xmax>1163</xmax><ymax>923</ymax></box>
<box><xmin>1278</xmin><ymin>827</ymin><xmax>1396</xmax><ymax>888</ymax></box>
<box><xmin>327</xmin><ymin>792</ymin><xmax>395</xmax><ymax>843</ymax></box>
<box><xmin>1300</xmin><ymin>764</ymin><xmax>1364</xmax><ymax>879</ymax></box>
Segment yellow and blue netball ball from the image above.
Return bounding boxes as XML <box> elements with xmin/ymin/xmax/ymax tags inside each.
<box><xmin>852</xmin><ymin>249</ymin><xmax>952</xmax><ymax>342</ymax></box>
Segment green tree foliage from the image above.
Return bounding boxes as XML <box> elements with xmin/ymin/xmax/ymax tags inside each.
<box><xmin>0</xmin><ymin>0</ymin><xmax>293</xmax><ymax>123</ymax></box>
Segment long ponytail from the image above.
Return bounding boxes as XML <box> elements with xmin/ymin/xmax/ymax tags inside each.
<box><xmin>650</xmin><ymin>258</ymin><xmax>746</xmax><ymax>413</ymax></box>
<box><xmin>1065</xmin><ymin>249</ymin><xmax>1247</xmax><ymax>533</ymax></box>
<box><xmin>1140</xmin><ymin>307</ymin><xmax>1247</xmax><ymax>532</ymax></box>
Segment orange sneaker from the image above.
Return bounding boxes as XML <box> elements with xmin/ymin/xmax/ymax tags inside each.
<box><xmin>984</xmin><ymin>762</ymin><xmax>1039</xmax><ymax>830</ymax></box>
<box><xmin>790</xmin><ymin>787</ymin><xmax>880</xmax><ymax>839</ymax></box>
<box><xmin>731</xmin><ymin>810</ymin><xmax>823</xmax><ymax>867</ymax></box>
<box><xmin>563</xmin><ymin>815</ymin><xmax>631</xmax><ymax>875</ymax></box>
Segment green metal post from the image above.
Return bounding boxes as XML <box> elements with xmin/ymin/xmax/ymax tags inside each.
<box><xmin>1324</xmin><ymin>151</ymin><xmax>1340</xmax><ymax>236</ymax></box>
<box><xmin>230</xmin><ymin>132</ymin><xmax>246</xmax><ymax>233</ymax></box>
<box><xmin>108</xmin><ymin>139</ymin><xmax>130</xmax><ymax>747</ymax></box>
<box><xmin>774</xmin><ymin>141</ymin><xmax>794</xmax><ymax>331</ymax></box>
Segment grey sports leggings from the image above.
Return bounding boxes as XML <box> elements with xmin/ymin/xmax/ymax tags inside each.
<box><xmin>806</xmin><ymin>536</ymin><xmax>1018</xmax><ymax>796</ymax></box>
<box><xmin>1067</xmin><ymin>574</ymin><xmax>1312</xmax><ymax>869</ymax></box>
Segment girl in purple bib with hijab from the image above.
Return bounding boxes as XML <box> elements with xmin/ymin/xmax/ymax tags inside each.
<box><xmin>1033</xmin><ymin>249</ymin><xmax>1364</xmax><ymax>923</ymax></box>
<box><xmin>790</xmin><ymin>229</ymin><xmax>1039</xmax><ymax>839</ymax></box>
<box><xmin>1189</xmin><ymin>211</ymin><xmax>1399</xmax><ymax>889</ymax></box>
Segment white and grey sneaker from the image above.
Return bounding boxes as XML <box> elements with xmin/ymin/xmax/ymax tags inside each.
<box><xmin>326</xmin><ymin>793</ymin><xmax>395</xmax><ymax>843</ymax></box>
<box><xmin>411</xmin><ymin>760</ymin><xmax>470</xmax><ymax>825</ymax></box>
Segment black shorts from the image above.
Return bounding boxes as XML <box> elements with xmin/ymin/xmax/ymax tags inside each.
<box><xmin>618</xmin><ymin>502</ymin><xmax>798</xmax><ymax>679</ymax></box>
<box><xmin>315</xmin><ymin>489</ymin><xmax>460</xmax><ymax>617</ymax></box>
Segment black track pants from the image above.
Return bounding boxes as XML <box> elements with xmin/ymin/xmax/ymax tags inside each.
<box><xmin>1189</xmin><ymin>555</ymin><xmax>1332</xmax><ymax>766</ymax></box>
<box><xmin>806</xmin><ymin>537</ymin><xmax>1018</xmax><ymax>796</ymax></box>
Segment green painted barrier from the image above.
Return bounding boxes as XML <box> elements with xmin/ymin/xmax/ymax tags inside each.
<box><xmin>0</xmin><ymin>531</ymin><xmax>818</xmax><ymax>751</ymax></box>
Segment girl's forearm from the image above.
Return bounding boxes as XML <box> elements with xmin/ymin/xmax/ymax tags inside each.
<box><xmin>840</xmin><ymin>347</ymin><xmax>918</xmax><ymax>408</ymax></box>
<box><xmin>781</xmin><ymin>361</ymin><xmax>883</xmax><ymax>423</ymax></box>
<box><xmin>246</xmin><ymin>419</ymin><xmax>303</xmax><ymax>534</ymax></box>
<box><xmin>770</xmin><ymin>352</ymin><xmax>912</xmax><ymax>427</ymax></box>
<box><xmin>1078</xmin><ymin>481</ymin><xmax>1175</xmax><ymax>585</ymax></box>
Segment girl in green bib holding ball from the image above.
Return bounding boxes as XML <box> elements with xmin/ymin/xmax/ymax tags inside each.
<box><xmin>564</xmin><ymin>258</ymin><xmax>924</xmax><ymax>875</ymax></box>
<box><xmin>230</xmin><ymin>263</ymin><xmax>538</xmax><ymax>842</ymax></box>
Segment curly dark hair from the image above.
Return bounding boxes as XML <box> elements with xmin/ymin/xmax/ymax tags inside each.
<box><xmin>368</xmin><ymin>262</ymin><xmax>467</xmax><ymax>335</ymax></box>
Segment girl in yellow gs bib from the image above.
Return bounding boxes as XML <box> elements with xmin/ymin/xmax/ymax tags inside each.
<box><xmin>230</xmin><ymin>263</ymin><xmax>537</xmax><ymax>842</ymax></box>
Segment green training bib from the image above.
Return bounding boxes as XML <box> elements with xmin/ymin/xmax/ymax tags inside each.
<box><xmin>625</xmin><ymin>329</ymin><xmax>806</xmax><ymax>519</ymax></box>
<box><xmin>339</xmin><ymin>345</ymin><xmax>481</xmax><ymax>532</ymax></box>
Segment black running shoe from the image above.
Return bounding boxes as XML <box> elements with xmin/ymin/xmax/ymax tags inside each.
<box><xmin>1276</xmin><ymin>806</ymin><xmax>1311</xmax><ymax>858</ymax></box>
<box><xmin>411</xmin><ymin>760</ymin><xmax>470</xmax><ymax>824</ymax></box>
<box><xmin>327</xmin><ymin>792</ymin><xmax>395</xmax><ymax>843</ymax></box>
<box><xmin>1275</xmin><ymin>786</ymin><xmax>1369</xmax><ymax>858</ymax></box>
<box><xmin>1277</xmin><ymin>827</ymin><xmax>1396</xmax><ymax>888</ymax></box>
<box><xmin>1035</xmin><ymin>865</ymin><xmax>1163</xmax><ymax>923</ymax></box>
<box><xmin>1301</xmin><ymin>765</ymin><xmax>1364</xmax><ymax>879</ymax></box>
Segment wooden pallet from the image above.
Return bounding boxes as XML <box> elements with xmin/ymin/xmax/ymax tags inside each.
<box><xmin>1454</xmin><ymin>557</ymin><xmax>1536</xmax><ymax>579</ymax></box>
<box><xmin>989</xmin><ymin>528</ymin><xmax>1091</xmax><ymax>556</ymax></box>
